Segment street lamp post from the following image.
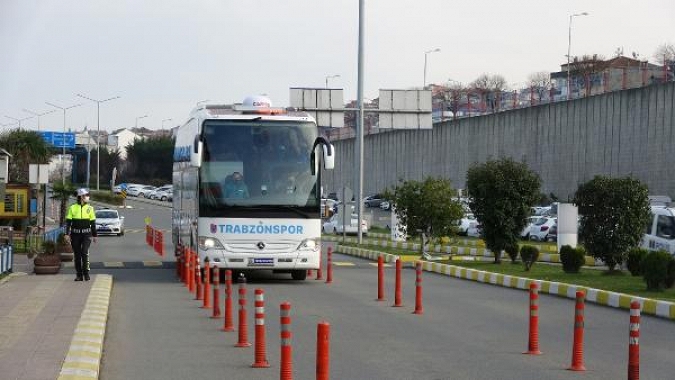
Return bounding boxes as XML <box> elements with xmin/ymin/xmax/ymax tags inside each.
<box><xmin>325</xmin><ymin>74</ymin><xmax>340</xmax><ymax>88</ymax></box>
<box><xmin>567</xmin><ymin>12</ymin><xmax>589</xmax><ymax>100</ymax></box>
<box><xmin>76</xmin><ymin>94</ymin><xmax>120</xmax><ymax>190</ymax></box>
<box><xmin>423</xmin><ymin>48</ymin><xmax>441</xmax><ymax>88</ymax></box>
<box><xmin>161</xmin><ymin>118</ymin><xmax>172</xmax><ymax>129</ymax></box>
<box><xmin>135</xmin><ymin>115</ymin><xmax>148</xmax><ymax>129</ymax></box>
<box><xmin>4</xmin><ymin>115</ymin><xmax>34</xmax><ymax>129</ymax></box>
<box><xmin>46</xmin><ymin>102</ymin><xmax>82</xmax><ymax>184</ymax></box>
<box><xmin>22</xmin><ymin>109</ymin><xmax>56</xmax><ymax>131</ymax></box>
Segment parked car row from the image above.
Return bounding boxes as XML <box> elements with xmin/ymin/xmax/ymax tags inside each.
<box><xmin>112</xmin><ymin>183</ymin><xmax>173</xmax><ymax>202</ymax></box>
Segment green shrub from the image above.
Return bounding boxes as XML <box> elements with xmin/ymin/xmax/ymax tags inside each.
<box><xmin>627</xmin><ymin>247</ymin><xmax>649</xmax><ymax>276</ymax></box>
<box><xmin>560</xmin><ymin>245</ymin><xmax>585</xmax><ymax>273</ymax></box>
<box><xmin>520</xmin><ymin>245</ymin><xmax>540</xmax><ymax>271</ymax></box>
<box><xmin>666</xmin><ymin>259</ymin><xmax>675</xmax><ymax>289</ymax></box>
<box><xmin>91</xmin><ymin>190</ymin><xmax>124</xmax><ymax>206</ymax></box>
<box><xmin>641</xmin><ymin>250</ymin><xmax>673</xmax><ymax>291</ymax></box>
<box><xmin>505</xmin><ymin>243</ymin><xmax>519</xmax><ymax>264</ymax></box>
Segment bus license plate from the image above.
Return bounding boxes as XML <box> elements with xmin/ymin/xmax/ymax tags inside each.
<box><xmin>249</xmin><ymin>258</ymin><xmax>274</xmax><ymax>266</ymax></box>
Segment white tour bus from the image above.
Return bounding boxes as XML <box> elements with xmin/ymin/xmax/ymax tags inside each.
<box><xmin>172</xmin><ymin>95</ymin><xmax>335</xmax><ymax>280</ymax></box>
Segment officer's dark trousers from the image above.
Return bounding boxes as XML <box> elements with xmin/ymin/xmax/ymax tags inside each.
<box><xmin>70</xmin><ymin>234</ymin><xmax>92</xmax><ymax>276</ymax></box>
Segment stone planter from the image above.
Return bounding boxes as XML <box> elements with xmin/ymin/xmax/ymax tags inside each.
<box><xmin>57</xmin><ymin>243</ymin><xmax>74</xmax><ymax>262</ymax></box>
<box><xmin>33</xmin><ymin>255</ymin><xmax>61</xmax><ymax>275</ymax></box>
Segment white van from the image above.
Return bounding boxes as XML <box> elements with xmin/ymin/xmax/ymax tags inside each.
<box><xmin>641</xmin><ymin>206</ymin><xmax>675</xmax><ymax>255</ymax></box>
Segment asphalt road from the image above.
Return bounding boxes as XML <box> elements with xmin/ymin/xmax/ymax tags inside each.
<box><xmin>73</xmin><ymin>197</ymin><xmax>675</xmax><ymax>380</ymax></box>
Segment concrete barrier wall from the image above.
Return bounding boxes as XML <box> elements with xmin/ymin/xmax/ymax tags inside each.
<box><xmin>322</xmin><ymin>82</ymin><xmax>675</xmax><ymax>200</ymax></box>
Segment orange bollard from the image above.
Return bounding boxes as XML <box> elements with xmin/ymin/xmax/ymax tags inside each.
<box><xmin>628</xmin><ymin>300</ymin><xmax>640</xmax><ymax>380</ymax></box>
<box><xmin>211</xmin><ymin>267</ymin><xmax>221</xmax><ymax>319</ymax></box>
<box><xmin>202</xmin><ymin>258</ymin><xmax>211</xmax><ymax>309</ymax></box>
<box><xmin>195</xmin><ymin>258</ymin><xmax>203</xmax><ymax>301</ymax></box>
<box><xmin>183</xmin><ymin>248</ymin><xmax>190</xmax><ymax>287</ymax></box>
<box><xmin>159</xmin><ymin>231</ymin><xmax>164</xmax><ymax>257</ymax></box>
<box><xmin>524</xmin><ymin>282</ymin><xmax>542</xmax><ymax>355</ymax></box>
<box><xmin>222</xmin><ymin>269</ymin><xmax>235</xmax><ymax>332</ymax></box>
<box><xmin>316</xmin><ymin>250</ymin><xmax>323</xmax><ymax>280</ymax></box>
<box><xmin>316</xmin><ymin>322</ymin><xmax>330</xmax><ymax>380</ymax></box>
<box><xmin>251</xmin><ymin>289</ymin><xmax>270</xmax><ymax>368</ymax></box>
<box><xmin>187</xmin><ymin>250</ymin><xmax>194</xmax><ymax>292</ymax></box>
<box><xmin>413</xmin><ymin>261</ymin><xmax>424</xmax><ymax>315</ymax></box>
<box><xmin>280</xmin><ymin>302</ymin><xmax>293</xmax><ymax>380</ymax></box>
<box><xmin>568</xmin><ymin>291</ymin><xmax>586</xmax><ymax>371</ymax></box>
<box><xmin>377</xmin><ymin>255</ymin><xmax>385</xmax><ymax>301</ymax></box>
<box><xmin>326</xmin><ymin>246</ymin><xmax>333</xmax><ymax>284</ymax></box>
<box><xmin>235</xmin><ymin>275</ymin><xmax>251</xmax><ymax>347</ymax></box>
<box><xmin>392</xmin><ymin>258</ymin><xmax>403</xmax><ymax>307</ymax></box>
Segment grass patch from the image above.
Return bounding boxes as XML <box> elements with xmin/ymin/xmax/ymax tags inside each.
<box><xmin>368</xmin><ymin>226</ymin><xmax>390</xmax><ymax>234</ymax></box>
<box><xmin>338</xmin><ymin>242</ymin><xmax>675</xmax><ymax>302</ymax></box>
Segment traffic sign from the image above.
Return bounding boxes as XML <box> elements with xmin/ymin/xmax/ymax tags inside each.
<box><xmin>39</xmin><ymin>131</ymin><xmax>76</xmax><ymax>148</ymax></box>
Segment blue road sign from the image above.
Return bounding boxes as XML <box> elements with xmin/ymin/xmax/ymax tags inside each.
<box><xmin>120</xmin><ymin>183</ymin><xmax>128</xmax><ymax>190</ymax></box>
<box><xmin>39</xmin><ymin>131</ymin><xmax>76</xmax><ymax>148</ymax></box>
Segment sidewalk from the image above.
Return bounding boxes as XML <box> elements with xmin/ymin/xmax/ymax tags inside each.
<box><xmin>0</xmin><ymin>255</ymin><xmax>112</xmax><ymax>380</ymax></box>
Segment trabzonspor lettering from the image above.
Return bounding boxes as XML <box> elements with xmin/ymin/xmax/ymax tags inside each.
<box><xmin>221</xmin><ymin>224</ymin><xmax>303</xmax><ymax>234</ymax></box>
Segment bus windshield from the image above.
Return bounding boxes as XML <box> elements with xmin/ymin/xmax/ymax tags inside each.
<box><xmin>199</xmin><ymin>119</ymin><xmax>319</xmax><ymax>216</ymax></box>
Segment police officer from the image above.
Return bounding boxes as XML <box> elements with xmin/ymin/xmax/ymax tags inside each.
<box><xmin>65</xmin><ymin>188</ymin><xmax>97</xmax><ymax>281</ymax></box>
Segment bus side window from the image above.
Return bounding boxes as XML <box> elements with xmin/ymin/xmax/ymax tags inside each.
<box><xmin>656</xmin><ymin>215</ymin><xmax>675</xmax><ymax>239</ymax></box>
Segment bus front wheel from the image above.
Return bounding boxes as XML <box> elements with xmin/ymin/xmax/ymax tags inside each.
<box><xmin>291</xmin><ymin>270</ymin><xmax>307</xmax><ymax>281</ymax></box>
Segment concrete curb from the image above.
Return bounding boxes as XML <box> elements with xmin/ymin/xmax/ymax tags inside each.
<box><xmin>57</xmin><ymin>274</ymin><xmax>113</xmax><ymax>380</ymax></box>
<box><xmin>334</xmin><ymin>244</ymin><xmax>675</xmax><ymax>321</ymax></box>
<box><xmin>324</xmin><ymin>235</ymin><xmax>596</xmax><ymax>266</ymax></box>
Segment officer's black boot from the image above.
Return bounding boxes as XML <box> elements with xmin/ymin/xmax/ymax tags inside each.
<box><xmin>84</xmin><ymin>272</ymin><xmax>90</xmax><ymax>281</ymax></box>
<box><xmin>75</xmin><ymin>274</ymin><xmax>84</xmax><ymax>281</ymax></box>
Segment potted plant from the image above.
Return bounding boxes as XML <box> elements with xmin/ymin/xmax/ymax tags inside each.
<box><xmin>33</xmin><ymin>240</ymin><xmax>61</xmax><ymax>274</ymax></box>
<box><xmin>56</xmin><ymin>232</ymin><xmax>74</xmax><ymax>262</ymax></box>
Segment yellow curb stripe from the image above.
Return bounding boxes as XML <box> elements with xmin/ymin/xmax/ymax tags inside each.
<box><xmin>103</xmin><ymin>262</ymin><xmax>124</xmax><ymax>268</ymax></box>
<box><xmin>143</xmin><ymin>260</ymin><xmax>163</xmax><ymax>266</ymax></box>
<box><xmin>58</xmin><ymin>274</ymin><xmax>113</xmax><ymax>380</ymax></box>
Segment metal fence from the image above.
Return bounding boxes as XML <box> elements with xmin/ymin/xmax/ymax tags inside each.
<box><xmin>0</xmin><ymin>225</ymin><xmax>65</xmax><ymax>275</ymax></box>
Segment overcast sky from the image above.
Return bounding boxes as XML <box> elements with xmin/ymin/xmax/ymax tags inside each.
<box><xmin>1</xmin><ymin>0</ymin><xmax>674</xmax><ymax>133</ymax></box>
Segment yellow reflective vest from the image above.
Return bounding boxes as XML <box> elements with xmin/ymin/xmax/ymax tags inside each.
<box><xmin>65</xmin><ymin>203</ymin><xmax>97</xmax><ymax>236</ymax></box>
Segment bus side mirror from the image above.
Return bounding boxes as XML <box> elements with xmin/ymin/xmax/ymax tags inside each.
<box><xmin>190</xmin><ymin>137</ymin><xmax>203</xmax><ymax>167</ymax></box>
<box><xmin>323</xmin><ymin>144</ymin><xmax>335</xmax><ymax>170</ymax></box>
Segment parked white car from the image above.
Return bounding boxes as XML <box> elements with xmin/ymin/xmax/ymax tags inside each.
<box><xmin>521</xmin><ymin>216</ymin><xmax>542</xmax><ymax>239</ymax></box>
<box><xmin>155</xmin><ymin>188</ymin><xmax>173</xmax><ymax>201</ymax></box>
<box><xmin>128</xmin><ymin>185</ymin><xmax>156</xmax><ymax>198</ymax></box>
<box><xmin>149</xmin><ymin>185</ymin><xmax>172</xmax><ymax>200</ymax></box>
<box><xmin>527</xmin><ymin>217</ymin><xmax>557</xmax><ymax>241</ymax></box>
<box><xmin>456</xmin><ymin>213</ymin><xmax>477</xmax><ymax>235</ymax></box>
<box><xmin>466</xmin><ymin>221</ymin><xmax>482</xmax><ymax>238</ymax></box>
<box><xmin>322</xmin><ymin>213</ymin><xmax>368</xmax><ymax>235</ymax></box>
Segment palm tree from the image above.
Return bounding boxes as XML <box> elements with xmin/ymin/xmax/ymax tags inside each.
<box><xmin>0</xmin><ymin>128</ymin><xmax>51</xmax><ymax>182</ymax></box>
<box><xmin>51</xmin><ymin>182</ymin><xmax>76</xmax><ymax>226</ymax></box>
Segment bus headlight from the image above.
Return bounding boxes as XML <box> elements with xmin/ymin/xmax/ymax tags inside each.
<box><xmin>199</xmin><ymin>236</ymin><xmax>224</xmax><ymax>251</ymax></box>
<box><xmin>297</xmin><ymin>238</ymin><xmax>320</xmax><ymax>252</ymax></box>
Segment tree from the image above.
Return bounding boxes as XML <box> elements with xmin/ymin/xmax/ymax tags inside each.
<box><xmin>90</xmin><ymin>146</ymin><xmax>121</xmax><ymax>188</ymax></box>
<box><xmin>124</xmin><ymin>135</ymin><xmax>174</xmax><ymax>184</ymax></box>
<box><xmin>470</xmin><ymin>74</ymin><xmax>507</xmax><ymax>112</ymax></box>
<box><xmin>470</xmin><ymin>73</ymin><xmax>508</xmax><ymax>92</ymax></box>
<box><xmin>466</xmin><ymin>158</ymin><xmax>541</xmax><ymax>263</ymax></box>
<box><xmin>653</xmin><ymin>42</ymin><xmax>675</xmax><ymax>63</ymax></box>
<box><xmin>527</xmin><ymin>71</ymin><xmax>554</xmax><ymax>102</ymax></box>
<box><xmin>0</xmin><ymin>128</ymin><xmax>51</xmax><ymax>183</ymax></box>
<box><xmin>386</xmin><ymin>177</ymin><xmax>464</xmax><ymax>246</ymax></box>
<box><xmin>51</xmin><ymin>181</ymin><xmax>76</xmax><ymax>226</ymax></box>
<box><xmin>573</xmin><ymin>176</ymin><xmax>651</xmax><ymax>272</ymax></box>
